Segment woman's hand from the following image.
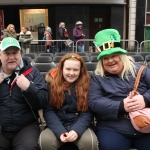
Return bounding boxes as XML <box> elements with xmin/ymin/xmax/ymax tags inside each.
<box><xmin>60</xmin><ymin>130</ymin><xmax>78</xmax><ymax>142</ymax></box>
<box><xmin>60</xmin><ymin>132</ymin><xmax>69</xmax><ymax>143</ymax></box>
<box><xmin>124</xmin><ymin>91</ymin><xmax>145</xmax><ymax>112</ymax></box>
<box><xmin>127</xmin><ymin>94</ymin><xmax>145</xmax><ymax>112</ymax></box>
<box><xmin>65</xmin><ymin>130</ymin><xmax>78</xmax><ymax>142</ymax></box>
<box><xmin>124</xmin><ymin>96</ymin><xmax>133</xmax><ymax>112</ymax></box>
<box><xmin>82</xmin><ymin>34</ymin><xmax>85</xmax><ymax>37</ymax></box>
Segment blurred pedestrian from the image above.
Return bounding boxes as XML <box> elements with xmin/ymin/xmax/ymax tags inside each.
<box><xmin>19</xmin><ymin>26</ymin><xmax>33</xmax><ymax>54</ymax></box>
<box><xmin>73</xmin><ymin>21</ymin><xmax>85</xmax><ymax>52</ymax></box>
<box><xmin>57</xmin><ymin>22</ymin><xmax>69</xmax><ymax>53</ymax></box>
<box><xmin>43</xmin><ymin>27</ymin><xmax>53</xmax><ymax>53</ymax></box>
<box><xmin>3</xmin><ymin>24</ymin><xmax>18</xmax><ymax>39</ymax></box>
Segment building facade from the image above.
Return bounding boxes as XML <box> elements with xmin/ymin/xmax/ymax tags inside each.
<box><xmin>0</xmin><ymin>0</ymin><xmax>126</xmax><ymax>40</ymax></box>
<box><xmin>2</xmin><ymin>0</ymin><xmax>148</xmax><ymax>52</ymax></box>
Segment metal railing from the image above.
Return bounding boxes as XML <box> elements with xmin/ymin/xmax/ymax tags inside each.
<box><xmin>140</xmin><ymin>40</ymin><xmax>150</xmax><ymax>52</ymax></box>
<box><xmin>0</xmin><ymin>39</ymin><xmax>140</xmax><ymax>53</ymax></box>
<box><xmin>120</xmin><ymin>39</ymin><xmax>139</xmax><ymax>53</ymax></box>
<box><xmin>75</xmin><ymin>39</ymin><xmax>139</xmax><ymax>53</ymax></box>
<box><xmin>75</xmin><ymin>39</ymin><xmax>94</xmax><ymax>52</ymax></box>
<box><xmin>25</xmin><ymin>39</ymin><xmax>74</xmax><ymax>54</ymax></box>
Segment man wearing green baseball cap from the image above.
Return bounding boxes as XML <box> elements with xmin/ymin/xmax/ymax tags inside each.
<box><xmin>88</xmin><ymin>29</ymin><xmax>150</xmax><ymax>150</ymax></box>
<box><xmin>0</xmin><ymin>37</ymin><xmax>48</xmax><ymax>149</ymax></box>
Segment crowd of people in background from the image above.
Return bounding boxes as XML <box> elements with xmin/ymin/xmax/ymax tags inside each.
<box><xmin>2</xmin><ymin>21</ymin><xmax>85</xmax><ymax>54</ymax></box>
<box><xmin>56</xmin><ymin>21</ymin><xmax>85</xmax><ymax>53</ymax></box>
<box><xmin>3</xmin><ymin>24</ymin><xmax>33</xmax><ymax>54</ymax></box>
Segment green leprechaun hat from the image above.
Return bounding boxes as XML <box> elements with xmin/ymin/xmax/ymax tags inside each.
<box><xmin>93</xmin><ymin>29</ymin><xmax>127</xmax><ymax>60</ymax></box>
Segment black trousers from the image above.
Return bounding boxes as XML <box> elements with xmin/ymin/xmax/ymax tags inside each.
<box><xmin>0</xmin><ymin>122</ymin><xmax>40</xmax><ymax>150</ymax></box>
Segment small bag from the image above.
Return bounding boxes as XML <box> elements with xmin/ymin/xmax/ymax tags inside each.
<box><xmin>129</xmin><ymin>66</ymin><xmax>150</xmax><ymax>133</ymax></box>
<box><xmin>64</xmin><ymin>39</ymin><xmax>73</xmax><ymax>46</ymax></box>
<box><xmin>43</xmin><ymin>35</ymin><xmax>46</xmax><ymax>40</ymax></box>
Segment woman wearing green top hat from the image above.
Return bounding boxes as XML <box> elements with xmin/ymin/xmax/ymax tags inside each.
<box><xmin>88</xmin><ymin>29</ymin><xmax>150</xmax><ymax>150</ymax></box>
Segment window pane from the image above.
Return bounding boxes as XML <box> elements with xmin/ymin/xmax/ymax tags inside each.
<box><xmin>147</xmin><ymin>0</ymin><xmax>150</xmax><ymax>12</ymax></box>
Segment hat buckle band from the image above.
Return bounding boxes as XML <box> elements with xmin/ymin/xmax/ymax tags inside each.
<box><xmin>102</xmin><ymin>41</ymin><xmax>114</xmax><ymax>50</ymax></box>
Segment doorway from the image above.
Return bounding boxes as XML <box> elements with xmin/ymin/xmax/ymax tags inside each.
<box><xmin>89</xmin><ymin>6</ymin><xmax>111</xmax><ymax>39</ymax></box>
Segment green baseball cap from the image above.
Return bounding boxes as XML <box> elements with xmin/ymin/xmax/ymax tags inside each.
<box><xmin>93</xmin><ymin>29</ymin><xmax>127</xmax><ymax>60</ymax></box>
<box><xmin>0</xmin><ymin>37</ymin><xmax>21</xmax><ymax>51</ymax></box>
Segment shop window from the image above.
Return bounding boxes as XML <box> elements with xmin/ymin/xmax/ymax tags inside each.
<box><xmin>19</xmin><ymin>9</ymin><xmax>48</xmax><ymax>43</ymax></box>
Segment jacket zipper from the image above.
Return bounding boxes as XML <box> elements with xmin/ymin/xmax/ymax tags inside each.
<box><xmin>9</xmin><ymin>68</ymin><xmax>33</xmax><ymax>95</ymax></box>
<box><xmin>9</xmin><ymin>68</ymin><xmax>33</xmax><ymax>130</ymax></box>
<box><xmin>9</xmin><ymin>91</ymin><xmax>12</xmax><ymax>130</ymax></box>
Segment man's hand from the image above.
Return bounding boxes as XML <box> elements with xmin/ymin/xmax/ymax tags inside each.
<box><xmin>16</xmin><ymin>74</ymin><xmax>30</xmax><ymax>90</ymax></box>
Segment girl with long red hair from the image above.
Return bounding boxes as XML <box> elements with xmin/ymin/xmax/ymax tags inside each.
<box><xmin>39</xmin><ymin>53</ymin><xmax>99</xmax><ymax>150</ymax></box>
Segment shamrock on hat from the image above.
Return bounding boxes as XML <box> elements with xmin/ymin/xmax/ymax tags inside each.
<box><xmin>93</xmin><ymin>29</ymin><xmax>127</xmax><ymax>60</ymax></box>
<box><xmin>0</xmin><ymin>37</ymin><xmax>21</xmax><ymax>51</ymax></box>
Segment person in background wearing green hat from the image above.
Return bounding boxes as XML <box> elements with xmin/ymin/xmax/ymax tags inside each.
<box><xmin>0</xmin><ymin>37</ymin><xmax>48</xmax><ymax>149</ymax></box>
<box><xmin>88</xmin><ymin>29</ymin><xmax>150</xmax><ymax>150</ymax></box>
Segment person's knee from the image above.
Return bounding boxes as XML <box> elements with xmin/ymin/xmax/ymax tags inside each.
<box><xmin>39</xmin><ymin>129</ymin><xmax>60</xmax><ymax>150</ymax></box>
<box><xmin>82</xmin><ymin>137</ymin><xmax>98</xmax><ymax>149</ymax></box>
<box><xmin>76</xmin><ymin>129</ymin><xmax>99</xmax><ymax>150</ymax></box>
<box><xmin>14</xmin><ymin>140</ymin><xmax>40</xmax><ymax>150</ymax></box>
<box><xmin>39</xmin><ymin>130</ymin><xmax>52</xmax><ymax>149</ymax></box>
<box><xmin>0</xmin><ymin>134</ymin><xmax>11</xmax><ymax>150</ymax></box>
<box><xmin>97</xmin><ymin>129</ymin><xmax>130</xmax><ymax>150</ymax></box>
<box><xmin>76</xmin><ymin>139</ymin><xmax>98</xmax><ymax>150</ymax></box>
<box><xmin>24</xmin><ymin>144</ymin><xmax>40</xmax><ymax>150</ymax></box>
